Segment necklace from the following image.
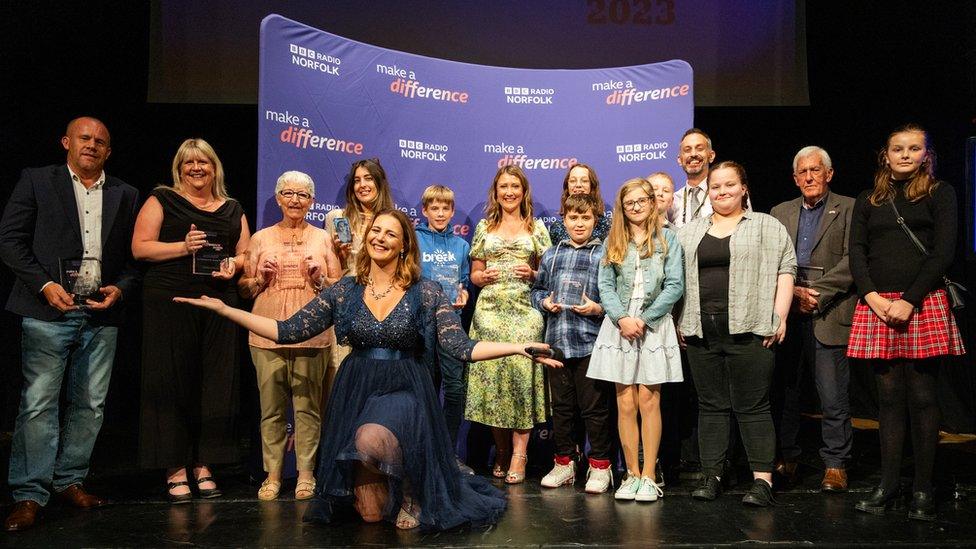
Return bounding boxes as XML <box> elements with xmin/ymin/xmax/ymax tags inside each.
<box><xmin>367</xmin><ymin>276</ymin><xmax>395</xmax><ymax>300</ymax></box>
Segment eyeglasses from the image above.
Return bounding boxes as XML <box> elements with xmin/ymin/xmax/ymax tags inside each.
<box><xmin>623</xmin><ymin>197</ymin><xmax>651</xmax><ymax>210</ymax></box>
<box><xmin>279</xmin><ymin>190</ymin><xmax>312</xmax><ymax>201</ymax></box>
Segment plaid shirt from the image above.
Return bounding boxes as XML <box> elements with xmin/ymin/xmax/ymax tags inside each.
<box><xmin>530</xmin><ymin>237</ymin><xmax>604</xmax><ymax>359</ymax></box>
<box><xmin>677</xmin><ymin>212</ymin><xmax>796</xmax><ymax>338</ymax></box>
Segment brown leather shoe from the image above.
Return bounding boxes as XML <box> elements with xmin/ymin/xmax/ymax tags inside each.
<box><xmin>55</xmin><ymin>484</ymin><xmax>109</xmax><ymax>509</ymax></box>
<box><xmin>4</xmin><ymin>500</ymin><xmax>41</xmax><ymax>532</ymax></box>
<box><xmin>773</xmin><ymin>458</ymin><xmax>798</xmax><ymax>486</ymax></box>
<box><xmin>821</xmin><ymin>468</ymin><xmax>848</xmax><ymax>492</ymax></box>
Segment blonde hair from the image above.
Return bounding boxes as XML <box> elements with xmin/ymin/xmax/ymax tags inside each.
<box><xmin>421</xmin><ymin>184</ymin><xmax>455</xmax><ymax>208</ymax></box>
<box><xmin>484</xmin><ymin>165</ymin><xmax>535</xmax><ymax>232</ymax></box>
<box><xmin>169</xmin><ymin>138</ymin><xmax>229</xmax><ymax>199</ymax></box>
<box><xmin>604</xmin><ymin>178</ymin><xmax>666</xmax><ymax>265</ymax></box>
<box><xmin>354</xmin><ymin>209</ymin><xmax>423</xmax><ymax>288</ymax></box>
<box><xmin>869</xmin><ymin>123</ymin><xmax>939</xmax><ymax>206</ymax></box>
<box><xmin>646</xmin><ymin>171</ymin><xmax>674</xmax><ymax>192</ymax></box>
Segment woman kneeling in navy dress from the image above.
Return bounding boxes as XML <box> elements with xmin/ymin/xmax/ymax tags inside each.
<box><xmin>176</xmin><ymin>209</ymin><xmax>560</xmax><ymax>530</ymax></box>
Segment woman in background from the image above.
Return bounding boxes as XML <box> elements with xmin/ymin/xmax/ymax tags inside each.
<box><xmin>239</xmin><ymin>170</ymin><xmax>341</xmax><ymax>500</ymax></box>
<box><xmin>324</xmin><ymin>158</ymin><xmax>395</xmax><ymax>368</ymax></box>
<box><xmin>548</xmin><ymin>163</ymin><xmax>611</xmax><ymax>243</ymax></box>
<box><xmin>467</xmin><ymin>165</ymin><xmax>552</xmax><ymax>484</ymax></box>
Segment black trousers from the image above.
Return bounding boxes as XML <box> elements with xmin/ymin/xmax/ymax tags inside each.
<box><xmin>549</xmin><ymin>355</ymin><xmax>613</xmax><ymax>460</ymax></box>
<box><xmin>686</xmin><ymin>313</ymin><xmax>776</xmax><ymax>477</ymax></box>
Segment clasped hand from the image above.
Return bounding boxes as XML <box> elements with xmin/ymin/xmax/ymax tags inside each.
<box><xmin>866</xmin><ymin>292</ymin><xmax>914</xmax><ymax>326</ymax></box>
<box><xmin>618</xmin><ymin>316</ymin><xmax>645</xmax><ymax>342</ymax></box>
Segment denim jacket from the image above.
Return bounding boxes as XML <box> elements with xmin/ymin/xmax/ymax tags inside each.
<box><xmin>597</xmin><ymin>228</ymin><xmax>684</xmax><ymax>328</ymax></box>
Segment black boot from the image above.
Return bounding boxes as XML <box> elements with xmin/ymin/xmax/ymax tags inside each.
<box><xmin>908</xmin><ymin>491</ymin><xmax>936</xmax><ymax>521</ymax></box>
<box><xmin>691</xmin><ymin>475</ymin><xmax>722</xmax><ymax>501</ymax></box>
<box><xmin>741</xmin><ymin>478</ymin><xmax>775</xmax><ymax>507</ymax></box>
<box><xmin>854</xmin><ymin>486</ymin><xmax>903</xmax><ymax>515</ymax></box>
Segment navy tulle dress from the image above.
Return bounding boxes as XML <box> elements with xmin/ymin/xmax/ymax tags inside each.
<box><xmin>277</xmin><ymin>277</ymin><xmax>506</xmax><ymax>531</ymax></box>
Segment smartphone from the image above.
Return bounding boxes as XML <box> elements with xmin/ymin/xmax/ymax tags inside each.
<box><xmin>333</xmin><ymin>217</ymin><xmax>352</xmax><ymax>244</ymax></box>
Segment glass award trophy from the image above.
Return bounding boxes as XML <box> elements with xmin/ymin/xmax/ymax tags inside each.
<box><xmin>59</xmin><ymin>257</ymin><xmax>101</xmax><ymax>305</ymax></box>
<box><xmin>192</xmin><ymin>231</ymin><xmax>232</xmax><ymax>275</ymax></box>
<box><xmin>276</xmin><ymin>234</ymin><xmax>307</xmax><ymax>290</ymax></box>
<box><xmin>796</xmin><ymin>265</ymin><xmax>825</xmax><ymax>288</ymax></box>
<box><xmin>432</xmin><ymin>264</ymin><xmax>461</xmax><ymax>303</ymax></box>
<box><xmin>333</xmin><ymin>217</ymin><xmax>352</xmax><ymax>244</ymax></box>
<box><xmin>554</xmin><ymin>273</ymin><xmax>586</xmax><ymax>307</ymax></box>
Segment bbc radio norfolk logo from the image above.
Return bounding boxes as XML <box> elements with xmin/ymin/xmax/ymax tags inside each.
<box><xmin>289</xmin><ymin>44</ymin><xmax>341</xmax><ymax>75</ymax></box>
<box><xmin>399</xmin><ymin>139</ymin><xmax>448</xmax><ymax>162</ymax></box>
<box><xmin>503</xmin><ymin>86</ymin><xmax>555</xmax><ymax>105</ymax></box>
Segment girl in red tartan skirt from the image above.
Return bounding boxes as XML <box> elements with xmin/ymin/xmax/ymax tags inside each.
<box><xmin>848</xmin><ymin>124</ymin><xmax>965</xmax><ymax>522</ymax></box>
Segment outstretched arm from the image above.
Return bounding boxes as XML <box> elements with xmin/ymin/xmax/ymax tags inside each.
<box><xmin>173</xmin><ymin>295</ymin><xmax>279</xmax><ymax>340</ymax></box>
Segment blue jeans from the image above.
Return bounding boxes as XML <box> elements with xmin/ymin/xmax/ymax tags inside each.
<box><xmin>773</xmin><ymin>316</ymin><xmax>852</xmax><ymax>468</ymax></box>
<box><xmin>437</xmin><ymin>345</ymin><xmax>467</xmax><ymax>450</ymax></box>
<box><xmin>8</xmin><ymin>312</ymin><xmax>117</xmax><ymax>505</ymax></box>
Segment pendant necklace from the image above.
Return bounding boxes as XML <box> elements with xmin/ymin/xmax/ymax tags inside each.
<box><xmin>367</xmin><ymin>276</ymin><xmax>395</xmax><ymax>300</ymax></box>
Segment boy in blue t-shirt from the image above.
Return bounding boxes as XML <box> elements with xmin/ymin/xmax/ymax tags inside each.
<box><xmin>416</xmin><ymin>185</ymin><xmax>472</xmax><ymax>470</ymax></box>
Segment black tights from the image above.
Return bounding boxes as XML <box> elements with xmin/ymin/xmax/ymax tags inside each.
<box><xmin>874</xmin><ymin>359</ymin><xmax>940</xmax><ymax>494</ymax></box>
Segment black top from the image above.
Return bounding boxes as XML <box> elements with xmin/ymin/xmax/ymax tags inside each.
<box><xmin>142</xmin><ymin>188</ymin><xmax>243</xmax><ymax>295</ymax></box>
<box><xmin>849</xmin><ymin>181</ymin><xmax>957</xmax><ymax>306</ymax></box>
<box><xmin>697</xmin><ymin>233</ymin><xmax>731</xmax><ymax>314</ymax></box>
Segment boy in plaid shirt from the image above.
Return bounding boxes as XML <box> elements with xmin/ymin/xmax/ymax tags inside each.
<box><xmin>531</xmin><ymin>194</ymin><xmax>614</xmax><ymax>493</ymax></box>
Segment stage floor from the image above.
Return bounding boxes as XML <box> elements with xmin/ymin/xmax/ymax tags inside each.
<box><xmin>4</xmin><ymin>463</ymin><xmax>976</xmax><ymax>547</ymax></box>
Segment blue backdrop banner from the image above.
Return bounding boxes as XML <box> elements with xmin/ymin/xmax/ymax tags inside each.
<box><xmin>257</xmin><ymin>14</ymin><xmax>693</xmax><ymax>235</ymax></box>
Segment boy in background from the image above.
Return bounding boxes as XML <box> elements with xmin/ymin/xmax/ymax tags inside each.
<box><xmin>416</xmin><ymin>185</ymin><xmax>473</xmax><ymax>472</ymax></box>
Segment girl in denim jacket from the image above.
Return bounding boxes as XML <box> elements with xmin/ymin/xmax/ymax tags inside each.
<box><xmin>587</xmin><ymin>178</ymin><xmax>684</xmax><ymax>502</ymax></box>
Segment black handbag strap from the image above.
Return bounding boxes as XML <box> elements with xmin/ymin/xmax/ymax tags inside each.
<box><xmin>888</xmin><ymin>199</ymin><xmax>929</xmax><ymax>256</ymax></box>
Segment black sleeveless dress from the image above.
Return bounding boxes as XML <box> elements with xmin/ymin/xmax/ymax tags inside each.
<box><xmin>138</xmin><ymin>188</ymin><xmax>245</xmax><ymax>469</ymax></box>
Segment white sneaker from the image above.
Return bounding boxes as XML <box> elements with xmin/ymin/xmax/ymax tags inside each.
<box><xmin>584</xmin><ymin>466</ymin><xmax>613</xmax><ymax>494</ymax></box>
<box><xmin>635</xmin><ymin>476</ymin><xmax>664</xmax><ymax>502</ymax></box>
<box><xmin>540</xmin><ymin>461</ymin><xmax>576</xmax><ymax>488</ymax></box>
<box><xmin>614</xmin><ymin>473</ymin><xmax>641</xmax><ymax>500</ymax></box>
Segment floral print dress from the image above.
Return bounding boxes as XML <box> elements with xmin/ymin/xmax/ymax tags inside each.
<box><xmin>465</xmin><ymin>219</ymin><xmax>552</xmax><ymax>429</ymax></box>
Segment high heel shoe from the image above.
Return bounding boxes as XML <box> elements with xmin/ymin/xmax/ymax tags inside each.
<box><xmin>505</xmin><ymin>453</ymin><xmax>528</xmax><ymax>485</ymax></box>
<box><xmin>492</xmin><ymin>450</ymin><xmax>512</xmax><ymax>479</ymax></box>
<box><xmin>855</xmin><ymin>486</ymin><xmax>903</xmax><ymax>515</ymax></box>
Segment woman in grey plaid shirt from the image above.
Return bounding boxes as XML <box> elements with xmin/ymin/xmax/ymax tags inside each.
<box><xmin>677</xmin><ymin>161</ymin><xmax>796</xmax><ymax>507</ymax></box>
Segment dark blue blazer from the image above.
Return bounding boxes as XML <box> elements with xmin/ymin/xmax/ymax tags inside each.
<box><xmin>0</xmin><ymin>164</ymin><xmax>140</xmax><ymax>324</ymax></box>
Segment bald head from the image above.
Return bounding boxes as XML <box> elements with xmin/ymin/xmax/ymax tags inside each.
<box><xmin>62</xmin><ymin>117</ymin><xmax>112</xmax><ymax>180</ymax></box>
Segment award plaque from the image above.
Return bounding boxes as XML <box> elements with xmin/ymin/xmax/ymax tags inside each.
<box><xmin>554</xmin><ymin>273</ymin><xmax>586</xmax><ymax>307</ymax></box>
<box><xmin>192</xmin><ymin>231</ymin><xmax>230</xmax><ymax>275</ymax></box>
<box><xmin>796</xmin><ymin>265</ymin><xmax>825</xmax><ymax>288</ymax></box>
<box><xmin>60</xmin><ymin>257</ymin><xmax>101</xmax><ymax>304</ymax></box>
<box><xmin>333</xmin><ymin>217</ymin><xmax>352</xmax><ymax>244</ymax></box>
<box><xmin>276</xmin><ymin>236</ymin><xmax>307</xmax><ymax>289</ymax></box>
<box><xmin>432</xmin><ymin>264</ymin><xmax>461</xmax><ymax>303</ymax></box>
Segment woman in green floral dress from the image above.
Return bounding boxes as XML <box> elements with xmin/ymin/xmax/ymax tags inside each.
<box><xmin>467</xmin><ymin>165</ymin><xmax>552</xmax><ymax>484</ymax></box>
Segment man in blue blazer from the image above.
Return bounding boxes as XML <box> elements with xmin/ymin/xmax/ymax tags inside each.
<box><xmin>0</xmin><ymin>117</ymin><xmax>139</xmax><ymax>531</ymax></box>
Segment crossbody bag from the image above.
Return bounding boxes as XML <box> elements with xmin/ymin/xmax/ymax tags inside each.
<box><xmin>888</xmin><ymin>199</ymin><xmax>967</xmax><ymax>310</ymax></box>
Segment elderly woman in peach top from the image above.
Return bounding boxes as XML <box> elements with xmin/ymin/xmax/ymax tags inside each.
<box><xmin>239</xmin><ymin>171</ymin><xmax>341</xmax><ymax>501</ymax></box>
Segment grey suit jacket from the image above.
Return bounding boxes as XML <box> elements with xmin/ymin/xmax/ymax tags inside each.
<box><xmin>770</xmin><ymin>191</ymin><xmax>856</xmax><ymax>346</ymax></box>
